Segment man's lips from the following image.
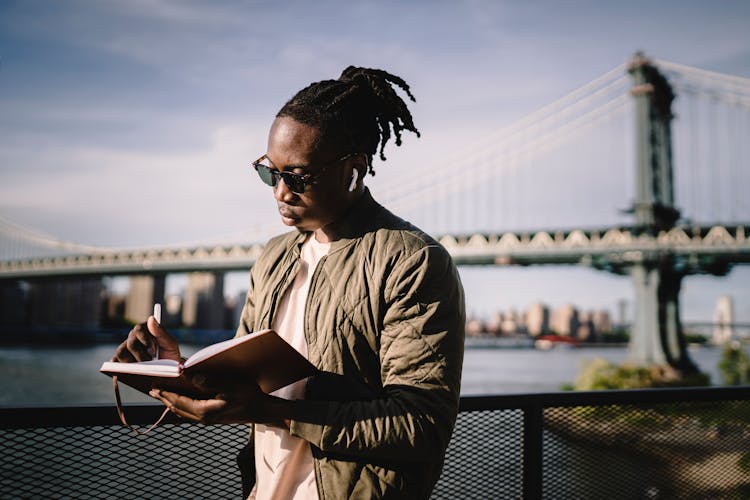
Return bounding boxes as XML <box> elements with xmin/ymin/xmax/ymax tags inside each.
<box><xmin>278</xmin><ymin>205</ymin><xmax>300</xmax><ymax>221</ymax></box>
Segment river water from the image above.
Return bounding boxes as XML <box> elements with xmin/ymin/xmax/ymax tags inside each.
<box><xmin>0</xmin><ymin>342</ymin><xmax>725</xmax><ymax>405</ymax></box>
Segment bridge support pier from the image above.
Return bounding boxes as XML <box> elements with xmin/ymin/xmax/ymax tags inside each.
<box><xmin>629</xmin><ymin>264</ymin><xmax>665</xmax><ymax>366</ymax></box>
<box><xmin>628</xmin><ymin>262</ymin><xmax>698</xmax><ymax>374</ymax></box>
<box><xmin>125</xmin><ymin>274</ymin><xmax>166</xmax><ymax>324</ymax></box>
<box><xmin>625</xmin><ymin>53</ymin><xmax>699</xmax><ymax>376</ymax></box>
<box><xmin>182</xmin><ymin>272</ymin><xmax>225</xmax><ymax>329</ymax></box>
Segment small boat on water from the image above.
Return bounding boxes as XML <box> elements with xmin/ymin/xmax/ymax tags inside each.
<box><xmin>534</xmin><ymin>335</ymin><xmax>581</xmax><ymax>350</ymax></box>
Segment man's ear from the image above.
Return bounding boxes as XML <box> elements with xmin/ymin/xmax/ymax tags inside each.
<box><xmin>353</xmin><ymin>153</ymin><xmax>368</xmax><ymax>178</ymax></box>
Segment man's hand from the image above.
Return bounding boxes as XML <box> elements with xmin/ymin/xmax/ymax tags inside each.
<box><xmin>148</xmin><ymin>375</ymin><xmax>291</xmax><ymax>427</ymax></box>
<box><xmin>111</xmin><ymin>316</ymin><xmax>181</xmax><ymax>363</ymax></box>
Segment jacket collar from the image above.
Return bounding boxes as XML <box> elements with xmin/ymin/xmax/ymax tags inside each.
<box><xmin>291</xmin><ymin>188</ymin><xmax>385</xmax><ymax>255</ymax></box>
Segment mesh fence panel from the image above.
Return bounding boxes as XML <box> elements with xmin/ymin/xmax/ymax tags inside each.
<box><xmin>433</xmin><ymin>409</ymin><xmax>523</xmax><ymax>499</ymax></box>
<box><xmin>543</xmin><ymin>399</ymin><xmax>750</xmax><ymax>500</ymax></box>
<box><xmin>2</xmin><ymin>422</ymin><xmax>249</xmax><ymax>499</ymax></box>
<box><xmin>2</xmin><ymin>394</ymin><xmax>749</xmax><ymax>499</ymax></box>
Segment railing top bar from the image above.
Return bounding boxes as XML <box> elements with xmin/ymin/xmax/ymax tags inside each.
<box><xmin>0</xmin><ymin>403</ymin><xmax>180</xmax><ymax>430</ymax></box>
<box><xmin>2</xmin><ymin>386</ymin><xmax>749</xmax><ymax>429</ymax></box>
<box><xmin>459</xmin><ymin>385</ymin><xmax>750</xmax><ymax>411</ymax></box>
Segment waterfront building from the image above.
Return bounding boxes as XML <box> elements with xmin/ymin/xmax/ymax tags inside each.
<box><xmin>550</xmin><ymin>304</ymin><xmax>579</xmax><ymax>337</ymax></box>
<box><xmin>232</xmin><ymin>290</ymin><xmax>247</xmax><ymax>329</ymax></box>
<box><xmin>465</xmin><ymin>317</ymin><xmax>484</xmax><ymax>336</ymax></box>
<box><xmin>592</xmin><ymin>310</ymin><xmax>612</xmax><ymax>334</ymax></box>
<box><xmin>105</xmin><ymin>294</ymin><xmax>125</xmax><ymax>320</ymax></box>
<box><xmin>125</xmin><ymin>275</ymin><xmax>164</xmax><ymax>324</ymax></box>
<box><xmin>0</xmin><ymin>282</ymin><xmax>26</xmax><ymax>326</ymax></box>
<box><xmin>182</xmin><ymin>272</ymin><xmax>224</xmax><ymax>329</ymax></box>
<box><xmin>29</xmin><ymin>278</ymin><xmax>103</xmax><ymax>328</ymax></box>
<box><xmin>712</xmin><ymin>295</ymin><xmax>734</xmax><ymax>345</ymax></box>
<box><xmin>500</xmin><ymin>309</ymin><xmax>520</xmax><ymax>335</ymax></box>
<box><xmin>164</xmin><ymin>293</ymin><xmax>183</xmax><ymax>328</ymax></box>
<box><xmin>526</xmin><ymin>302</ymin><xmax>549</xmax><ymax>337</ymax></box>
<box><xmin>485</xmin><ymin>312</ymin><xmax>502</xmax><ymax>336</ymax></box>
<box><xmin>101</xmin><ymin>293</ymin><xmax>127</xmax><ymax>327</ymax></box>
<box><xmin>577</xmin><ymin>311</ymin><xmax>595</xmax><ymax>341</ymax></box>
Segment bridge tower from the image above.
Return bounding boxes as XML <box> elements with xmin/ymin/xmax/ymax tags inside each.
<box><xmin>626</xmin><ymin>53</ymin><xmax>698</xmax><ymax>374</ymax></box>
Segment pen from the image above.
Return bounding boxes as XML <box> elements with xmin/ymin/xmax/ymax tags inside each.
<box><xmin>153</xmin><ymin>303</ymin><xmax>161</xmax><ymax>359</ymax></box>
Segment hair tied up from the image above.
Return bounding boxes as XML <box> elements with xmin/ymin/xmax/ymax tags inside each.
<box><xmin>277</xmin><ymin>66</ymin><xmax>420</xmax><ymax>173</ymax></box>
<box><xmin>339</xmin><ymin>66</ymin><xmax>417</xmax><ymax>103</ymax></box>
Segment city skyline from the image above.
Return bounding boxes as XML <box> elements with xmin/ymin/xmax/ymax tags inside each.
<box><xmin>105</xmin><ymin>271</ymin><xmax>741</xmax><ymax>327</ymax></box>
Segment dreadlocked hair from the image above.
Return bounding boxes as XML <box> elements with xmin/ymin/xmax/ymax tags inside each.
<box><xmin>276</xmin><ymin>66</ymin><xmax>420</xmax><ymax>176</ymax></box>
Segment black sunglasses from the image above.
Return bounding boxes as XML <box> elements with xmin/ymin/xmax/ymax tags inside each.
<box><xmin>252</xmin><ymin>153</ymin><xmax>355</xmax><ymax>194</ymax></box>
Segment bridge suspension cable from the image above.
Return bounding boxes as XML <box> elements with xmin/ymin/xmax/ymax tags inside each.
<box><xmin>0</xmin><ymin>216</ymin><xmax>112</xmax><ymax>260</ymax></box>
<box><xmin>663</xmin><ymin>58</ymin><xmax>750</xmax><ymax>225</ymax></box>
<box><xmin>377</xmin><ymin>64</ymin><xmax>630</xmax><ymax>206</ymax></box>
<box><xmin>378</xmin><ymin>57</ymin><xmax>750</xmax><ymax>234</ymax></box>
<box><xmin>657</xmin><ymin>59</ymin><xmax>750</xmax><ymax>90</ymax></box>
<box><xmin>658</xmin><ymin>59</ymin><xmax>750</xmax><ymax>107</ymax></box>
<box><xmin>383</xmin><ymin>65</ymin><xmax>628</xmax><ymax>202</ymax></box>
<box><xmin>384</xmin><ymin>93</ymin><xmax>630</xmax><ymax>218</ymax></box>
<box><xmin>377</xmin><ymin>65</ymin><xmax>632</xmax><ymax>234</ymax></box>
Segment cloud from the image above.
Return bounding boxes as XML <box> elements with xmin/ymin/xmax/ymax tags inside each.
<box><xmin>0</xmin><ymin>118</ymin><xmax>280</xmax><ymax>246</ymax></box>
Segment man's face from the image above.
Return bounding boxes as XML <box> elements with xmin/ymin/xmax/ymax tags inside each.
<box><xmin>264</xmin><ymin>116</ymin><xmax>352</xmax><ymax>235</ymax></box>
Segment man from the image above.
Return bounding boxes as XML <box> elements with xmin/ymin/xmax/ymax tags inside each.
<box><xmin>113</xmin><ymin>67</ymin><xmax>465</xmax><ymax>499</ymax></box>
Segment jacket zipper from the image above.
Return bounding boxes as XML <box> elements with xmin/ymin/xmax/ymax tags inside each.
<box><xmin>305</xmin><ymin>253</ymin><xmax>328</xmax><ymax>500</ymax></box>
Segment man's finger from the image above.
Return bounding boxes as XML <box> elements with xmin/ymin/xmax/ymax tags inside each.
<box><xmin>151</xmin><ymin>389</ymin><xmax>227</xmax><ymax>423</ymax></box>
<box><xmin>149</xmin><ymin>389</ymin><xmax>197</xmax><ymax>420</ymax></box>
<box><xmin>125</xmin><ymin>324</ymin><xmax>154</xmax><ymax>361</ymax></box>
<box><xmin>111</xmin><ymin>344</ymin><xmax>136</xmax><ymax>363</ymax></box>
<box><xmin>147</xmin><ymin>317</ymin><xmax>181</xmax><ymax>361</ymax></box>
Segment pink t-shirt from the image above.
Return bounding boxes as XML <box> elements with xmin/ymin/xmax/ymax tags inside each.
<box><xmin>250</xmin><ymin>234</ymin><xmax>329</xmax><ymax>500</ymax></box>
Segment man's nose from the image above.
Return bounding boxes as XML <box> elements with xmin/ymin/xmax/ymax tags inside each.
<box><xmin>273</xmin><ymin>177</ymin><xmax>296</xmax><ymax>202</ymax></box>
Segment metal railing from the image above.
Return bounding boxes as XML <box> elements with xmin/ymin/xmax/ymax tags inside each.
<box><xmin>2</xmin><ymin>387</ymin><xmax>749</xmax><ymax>499</ymax></box>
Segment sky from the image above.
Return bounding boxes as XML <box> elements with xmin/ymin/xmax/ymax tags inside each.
<box><xmin>1</xmin><ymin>0</ymin><xmax>749</xmax><ymax>323</ymax></box>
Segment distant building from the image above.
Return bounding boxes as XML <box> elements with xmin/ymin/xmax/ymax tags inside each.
<box><xmin>182</xmin><ymin>272</ymin><xmax>225</xmax><ymax>329</ymax></box>
<box><xmin>467</xmin><ymin>302</ymin><xmax>614</xmax><ymax>341</ymax></box>
<box><xmin>526</xmin><ymin>302</ymin><xmax>549</xmax><ymax>337</ymax></box>
<box><xmin>105</xmin><ymin>294</ymin><xmax>126</xmax><ymax>319</ymax></box>
<box><xmin>164</xmin><ymin>294</ymin><xmax>183</xmax><ymax>328</ymax></box>
<box><xmin>28</xmin><ymin>278</ymin><xmax>103</xmax><ymax>328</ymax></box>
<box><xmin>101</xmin><ymin>293</ymin><xmax>127</xmax><ymax>327</ymax></box>
<box><xmin>592</xmin><ymin>310</ymin><xmax>612</xmax><ymax>334</ymax></box>
<box><xmin>485</xmin><ymin>312</ymin><xmax>502</xmax><ymax>336</ymax></box>
<box><xmin>0</xmin><ymin>282</ymin><xmax>26</xmax><ymax>326</ymax></box>
<box><xmin>232</xmin><ymin>291</ymin><xmax>247</xmax><ymax>329</ymax></box>
<box><xmin>577</xmin><ymin>311</ymin><xmax>595</xmax><ymax>341</ymax></box>
<box><xmin>125</xmin><ymin>275</ymin><xmax>165</xmax><ymax>324</ymax></box>
<box><xmin>550</xmin><ymin>304</ymin><xmax>579</xmax><ymax>337</ymax></box>
<box><xmin>500</xmin><ymin>309</ymin><xmax>520</xmax><ymax>335</ymax></box>
<box><xmin>712</xmin><ymin>295</ymin><xmax>734</xmax><ymax>345</ymax></box>
<box><xmin>466</xmin><ymin>317</ymin><xmax>484</xmax><ymax>336</ymax></box>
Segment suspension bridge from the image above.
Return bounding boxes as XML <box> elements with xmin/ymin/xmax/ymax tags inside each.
<box><xmin>1</xmin><ymin>53</ymin><xmax>749</xmax><ymax>370</ymax></box>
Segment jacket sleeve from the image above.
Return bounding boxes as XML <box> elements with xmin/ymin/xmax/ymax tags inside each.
<box><xmin>289</xmin><ymin>244</ymin><xmax>466</xmax><ymax>462</ymax></box>
<box><xmin>235</xmin><ymin>266</ymin><xmax>258</xmax><ymax>338</ymax></box>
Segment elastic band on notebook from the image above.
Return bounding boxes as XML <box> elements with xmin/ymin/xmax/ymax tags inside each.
<box><xmin>113</xmin><ymin>375</ymin><xmax>170</xmax><ymax>435</ymax></box>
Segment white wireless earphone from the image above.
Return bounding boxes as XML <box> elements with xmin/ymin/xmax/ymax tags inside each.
<box><xmin>348</xmin><ymin>170</ymin><xmax>359</xmax><ymax>192</ymax></box>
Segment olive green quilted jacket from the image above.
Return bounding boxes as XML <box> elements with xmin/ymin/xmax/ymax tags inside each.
<box><xmin>236</xmin><ymin>190</ymin><xmax>465</xmax><ymax>499</ymax></box>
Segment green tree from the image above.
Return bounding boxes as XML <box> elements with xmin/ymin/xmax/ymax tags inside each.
<box><xmin>718</xmin><ymin>342</ymin><xmax>750</xmax><ymax>386</ymax></box>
